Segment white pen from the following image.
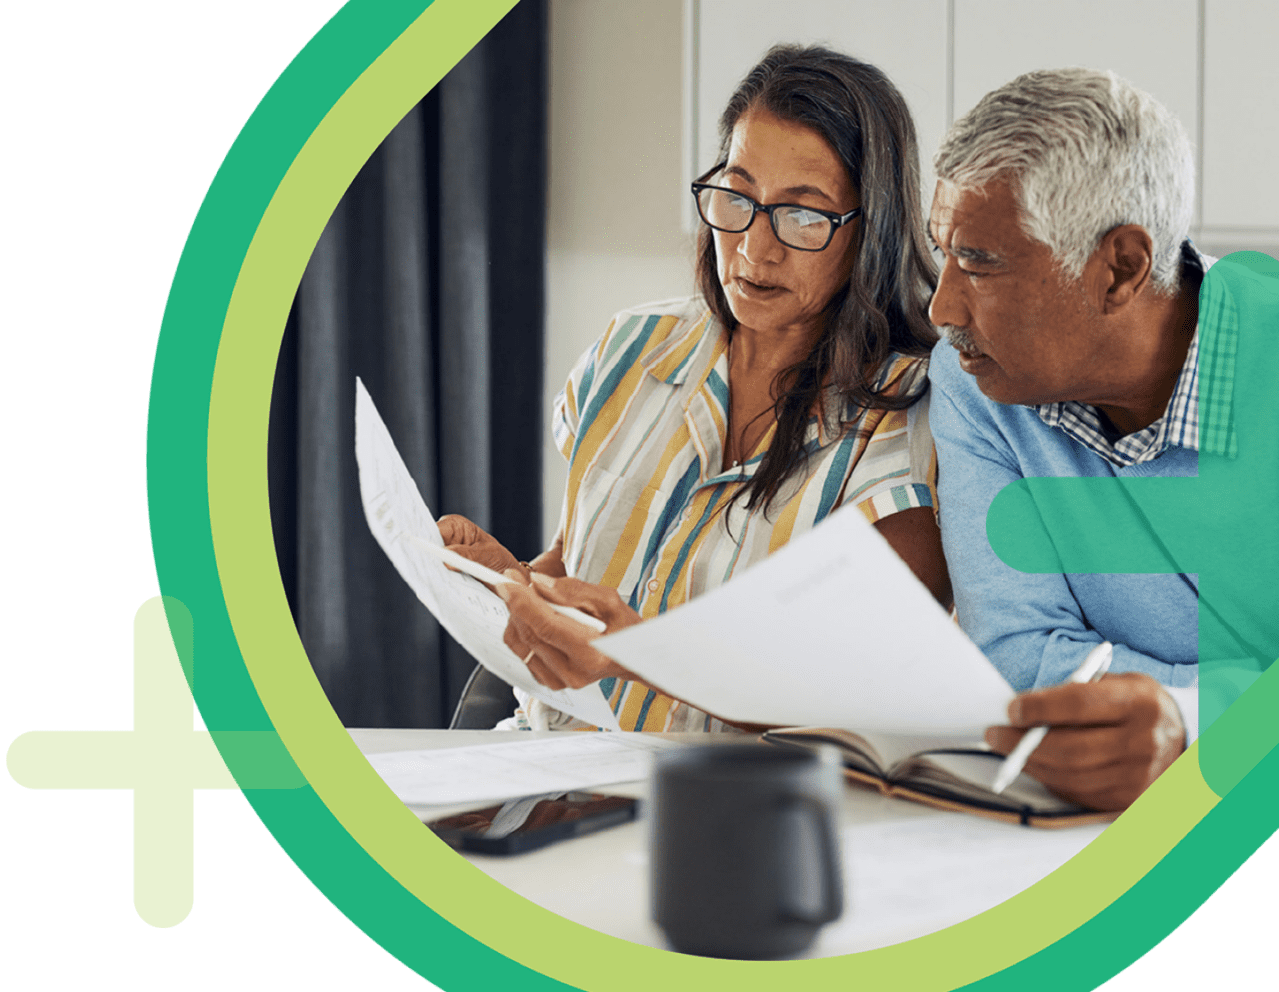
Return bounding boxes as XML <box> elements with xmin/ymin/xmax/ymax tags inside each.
<box><xmin>991</xmin><ymin>641</ymin><xmax>1114</xmax><ymax>795</ymax></box>
<box><xmin>408</xmin><ymin>534</ymin><xmax>609</xmax><ymax>634</ymax></box>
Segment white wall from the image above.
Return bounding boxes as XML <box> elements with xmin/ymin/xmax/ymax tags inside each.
<box><xmin>544</xmin><ymin>0</ymin><xmax>696</xmax><ymax>543</ymax></box>
<box><xmin>690</xmin><ymin>0</ymin><xmax>1279</xmax><ymax>257</ymax></box>
<box><xmin>692</xmin><ymin>0</ymin><xmax>949</xmax><ymax>221</ymax></box>
<box><xmin>1202</xmin><ymin>0</ymin><xmax>1279</xmax><ymax>233</ymax></box>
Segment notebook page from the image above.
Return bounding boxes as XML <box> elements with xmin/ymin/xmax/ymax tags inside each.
<box><xmin>918</xmin><ymin>752</ymin><xmax>1082</xmax><ymax>811</ymax></box>
<box><xmin>854</xmin><ymin>731</ymin><xmax>989</xmax><ymax>772</ymax></box>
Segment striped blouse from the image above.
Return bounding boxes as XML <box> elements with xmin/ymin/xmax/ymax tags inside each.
<box><xmin>516</xmin><ymin>295</ymin><xmax>936</xmax><ymax>732</ymax></box>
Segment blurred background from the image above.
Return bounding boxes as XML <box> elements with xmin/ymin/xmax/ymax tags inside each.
<box><xmin>268</xmin><ymin>0</ymin><xmax>1279</xmax><ymax>729</ymax></box>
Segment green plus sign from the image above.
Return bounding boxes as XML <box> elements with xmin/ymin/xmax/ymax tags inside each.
<box><xmin>6</xmin><ymin>597</ymin><xmax>301</xmax><ymax>927</ymax></box>
<box><xmin>986</xmin><ymin>251</ymin><xmax>1279</xmax><ymax>799</ymax></box>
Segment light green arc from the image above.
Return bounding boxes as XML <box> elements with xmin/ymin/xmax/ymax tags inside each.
<box><xmin>205</xmin><ymin>3</ymin><xmax>1222</xmax><ymax>989</ymax></box>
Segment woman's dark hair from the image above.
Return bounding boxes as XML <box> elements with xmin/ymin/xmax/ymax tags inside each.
<box><xmin>697</xmin><ymin>44</ymin><xmax>938</xmax><ymax>516</ymax></box>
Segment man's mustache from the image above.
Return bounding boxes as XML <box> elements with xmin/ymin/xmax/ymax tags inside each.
<box><xmin>939</xmin><ymin>324</ymin><xmax>979</xmax><ymax>354</ymax></box>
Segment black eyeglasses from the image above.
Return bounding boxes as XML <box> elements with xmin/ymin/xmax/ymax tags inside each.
<box><xmin>690</xmin><ymin>162</ymin><xmax>862</xmax><ymax>252</ymax></box>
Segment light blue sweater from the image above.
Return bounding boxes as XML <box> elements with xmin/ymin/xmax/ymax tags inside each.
<box><xmin>927</xmin><ymin>341</ymin><xmax>1199</xmax><ymax>693</ymax></box>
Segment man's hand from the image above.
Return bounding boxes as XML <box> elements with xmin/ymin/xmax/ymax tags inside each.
<box><xmin>437</xmin><ymin>514</ymin><xmax>522</xmax><ymax>577</ymax></box>
<box><xmin>985</xmin><ymin>672</ymin><xmax>1186</xmax><ymax>812</ymax></box>
<box><xmin>497</xmin><ymin>573</ymin><xmax>641</xmax><ymax>690</ymax></box>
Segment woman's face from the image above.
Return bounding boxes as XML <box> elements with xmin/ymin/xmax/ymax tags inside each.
<box><xmin>714</xmin><ymin>108</ymin><xmax>860</xmax><ymax>340</ymax></box>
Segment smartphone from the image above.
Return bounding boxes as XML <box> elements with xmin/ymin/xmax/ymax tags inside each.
<box><xmin>425</xmin><ymin>791</ymin><xmax>640</xmax><ymax>855</ymax></box>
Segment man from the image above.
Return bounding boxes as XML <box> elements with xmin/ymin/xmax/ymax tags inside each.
<box><xmin>926</xmin><ymin>68</ymin><xmax>1261</xmax><ymax>812</ymax></box>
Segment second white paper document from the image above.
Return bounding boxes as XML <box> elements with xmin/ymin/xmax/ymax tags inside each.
<box><xmin>596</xmin><ymin>504</ymin><xmax>1014</xmax><ymax>735</ymax></box>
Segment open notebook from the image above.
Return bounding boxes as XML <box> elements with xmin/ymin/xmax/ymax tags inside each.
<box><xmin>763</xmin><ymin>727</ymin><xmax>1113</xmax><ymax>828</ymax></box>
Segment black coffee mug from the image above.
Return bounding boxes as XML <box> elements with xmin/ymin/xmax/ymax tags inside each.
<box><xmin>650</xmin><ymin>742</ymin><xmax>843</xmax><ymax>958</ymax></box>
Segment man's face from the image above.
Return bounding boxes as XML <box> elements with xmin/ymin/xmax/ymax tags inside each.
<box><xmin>928</xmin><ymin>179</ymin><xmax>1110</xmax><ymax>407</ymax></box>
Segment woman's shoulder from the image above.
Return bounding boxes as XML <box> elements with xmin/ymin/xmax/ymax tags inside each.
<box><xmin>610</xmin><ymin>293</ymin><xmax>709</xmax><ymax>321</ymax></box>
<box><xmin>823</xmin><ymin>351</ymin><xmax>931</xmax><ymax>427</ymax></box>
<box><xmin>873</xmin><ymin>350</ymin><xmax>931</xmax><ymax>397</ymax></box>
<box><xmin>561</xmin><ymin>295</ymin><xmax>713</xmax><ymax>405</ymax></box>
<box><xmin>591</xmin><ymin>294</ymin><xmax>716</xmax><ymax>374</ymax></box>
<box><xmin>602</xmin><ymin>294</ymin><xmax>712</xmax><ymax>342</ymax></box>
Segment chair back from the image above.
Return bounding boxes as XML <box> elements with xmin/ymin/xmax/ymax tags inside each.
<box><xmin>449</xmin><ymin>664</ymin><xmax>518</xmax><ymax>729</ymax></box>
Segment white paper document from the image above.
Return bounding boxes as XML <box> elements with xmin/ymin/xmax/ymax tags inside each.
<box><xmin>365</xmin><ymin>733</ymin><xmax>677</xmax><ymax>805</ymax></box>
<box><xmin>820</xmin><ymin>814</ymin><xmax>1107</xmax><ymax>953</ymax></box>
<box><xmin>596</xmin><ymin>505</ymin><xmax>1015</xmax><ymax>734</ymax></box>
<box><xmin>354</xmin><ymin>379</ymin><xmax>621</xmax><ymax>730</ymax></box>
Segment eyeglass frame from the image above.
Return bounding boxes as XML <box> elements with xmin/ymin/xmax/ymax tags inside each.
<box><xmin>690</xmin><ymin>161</ymin><xmax>863</xmax><ymax>252</ymax></box>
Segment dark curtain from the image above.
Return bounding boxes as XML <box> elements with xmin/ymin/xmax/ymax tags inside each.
<box><xmin>268</xmin><ymin>1</ymin><xmax>546</xmax><ymax>728</ymax></box>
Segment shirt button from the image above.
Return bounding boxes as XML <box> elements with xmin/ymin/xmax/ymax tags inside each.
<box><xmin>647</xmin><ymin>579</ymin><xmax>660</xmax><ymax>593</ymax></box>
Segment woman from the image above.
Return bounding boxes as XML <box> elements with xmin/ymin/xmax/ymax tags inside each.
<box><xmin>442</xmin><ymin>44</ymin><xmax>947</xmax><ymax>731</ymax></box>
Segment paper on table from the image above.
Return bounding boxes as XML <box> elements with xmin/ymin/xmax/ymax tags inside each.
<box><xmin>354</xmin><ymin>379</ymin><xmax>621</xmax><ymax>730</ymax></box>
<box><xmin>595</xmin><ymin>504</ymin><xmax>1014</xmax><ymax>735</ymax></box>
<box><xmin>821</xmin><ymin>814</ymin><xmax>1107</xmax><ymax>953</ymax></box>
<box><xmin>365</xmin><ymin>733</ymin><xmax>678</xmax><ymax>805</ymax></box>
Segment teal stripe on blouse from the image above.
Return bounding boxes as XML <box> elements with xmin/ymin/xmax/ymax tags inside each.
<box><xmin>813</xmin><ymin>428</ymin><xmax>859</xmax><ymax>522</ymax></box>
<box><xmin>572</xmin><ymin>315</ymin><xmax>663</xmax><ymax>463</ymax></box>
<box><xmin>845</xmin><ymin>466</ymin><xmax>910</xmax><ymax>504</ymax></box>
<box><xmin>574</xmin><ymin>342</ymin><xmax>599</xmax><ymax>437</ymax></box>
<box><xmin>602</xmin><ymin>313</ymin><xmax>643</xmax><ymax>367</ymax></box>
<box><xmin>628</xmin><ymin>457</ymin><xmax>701</xmax><ymax>609</ymax></box>
<box><xmin>663</xmin><ymin>337</ymin><xmax>703</xmax><ymax>384</ymax></box>
<box><xmin>705</xmin><ymin>366</ymin><xmax>728</xmax><ymax>410</ymax></box>
<box><xmin>632</xmin><ymin>688</ymin><xmax>659</xmax><ymax>730</ymax></box>
<box><xmin>658</xmin><ymin>484</ymin><xmax>726</xmax><ymax>614</ymax></box>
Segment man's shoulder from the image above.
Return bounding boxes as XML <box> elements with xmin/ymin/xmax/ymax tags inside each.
<box><xmin>926</xmin><ymin>338</ymin><xmax>1008</xmax><ymax>420</ymax></box>
<box><xmin>926</xmin><ymin>337</ymin><xmax>968</xmax><ymax>393</ymax></box>
<box><xmin>926</xmin><ymin>339</ymin><xmax>1087</xmax><ymax>472</ymax></box>
<box><xmin>927</xmin><ymin>340</ymin><xmax>1006</xmax><ymax>443</ymax></box>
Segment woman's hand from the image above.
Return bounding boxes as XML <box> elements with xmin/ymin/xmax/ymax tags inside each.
<box><xmin>436</xmin><ymin>514</ymin><xmax>523</xmax><ymax>576</ymax></box>
<box><xmin>496</xmin><ymin>572</ymin><xmax>642</xmax><ymax>690</ymax></box>
<box><xmin>502</xmin><ymin>572</ymin><xmax>776</xmax><ymax>732</ymax></box>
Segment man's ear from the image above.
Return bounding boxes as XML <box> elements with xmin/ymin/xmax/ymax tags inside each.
<box><xmin>1097</xmin><ymin>225</ymin><xmax>1154</xmax><ymax>313</ymax></box>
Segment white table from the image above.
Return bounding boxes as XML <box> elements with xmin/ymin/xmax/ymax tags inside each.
<box><xmin>349</xmin><ymin>728</ymin><xmax>1109</xmax><ymax>956</ymax></box>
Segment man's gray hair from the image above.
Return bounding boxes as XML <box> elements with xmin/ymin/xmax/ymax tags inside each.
<box><xmin>934</xmin><ymin>68</ymin><xmax>1194</xmax><ymax>293</ymax></box>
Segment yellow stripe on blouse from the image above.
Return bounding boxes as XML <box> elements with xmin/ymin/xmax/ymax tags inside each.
<box><xmin>537</xmin><ymin>296</ymin><xmax>936</xmax><ymax>733</ymax></box>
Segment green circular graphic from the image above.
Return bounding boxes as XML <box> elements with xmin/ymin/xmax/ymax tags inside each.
<box><xmin>146</xmin><ymin>2</ymin><xmax>1279</xmax><ymax>989</ymax></box>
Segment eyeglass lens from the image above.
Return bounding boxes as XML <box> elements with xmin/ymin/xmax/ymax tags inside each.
<box><xmin>696</xmin><ymin>187</ymin><xmax>834</xmax><ymax>250</ymax></box>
